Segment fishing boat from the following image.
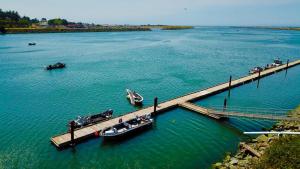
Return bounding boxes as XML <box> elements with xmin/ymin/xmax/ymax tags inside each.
<box><xmin>46</xmin><ymin>62</ymin><xmax>66</xmax><ymax>70</ymax></box>
<box><xmin>101</xmin><ymin>114</ymin><xmax>153</xmax><ymax>139</ymax></box>
<box><xmin>28</xmin><ymin>42</ymin><xmax>36</xmax><ymax>46</ymax></box>
<box><xmin>264</xmin><ymin>58</ymin><xmax>283</xmax><ymax>70</ymax></box>
<box><xmin>273</xmin><ymin>58</ymin><xmax>283</xmax><ymax>66</ymax></box>
<box><xmin>70</xmin><ymin>109</ymin><xmax>113</xmax><ymax>129</ymax></box>
<box><xmin>264</xmin><ymin>63</ymin><xmax>276</xmax><ymax>70</ymax></box>
<box><xmin>249</xmin><ymin>66</ymin><xmax>263</xmax><ymax>74</ymax></box>
<box><xmin>126</xmin><ymin>89</ymin><xmax>143</xmax><ymax>105</ymax></box>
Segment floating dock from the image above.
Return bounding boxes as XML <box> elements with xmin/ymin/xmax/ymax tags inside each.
<box><xmin>51</xmin><ymin>59</ymin><xmax>300</xmax><ymax>148</ymax></box>
<box><xmin>178</xmin><ymin>102</ymin><xmax>222</xmax><ymax>119</ymax></box>
<box><xmin>179</xmin><ymin>102</ymin><xmax>300</xmax><ymax>121</ymax></box>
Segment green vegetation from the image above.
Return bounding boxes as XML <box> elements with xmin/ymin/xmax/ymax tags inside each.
<box><xmin>5</xmin><ymin>27</ymin><xmax>150</xmax><ymax>34</ymax></box>
<box><xmin>48</xmin><ymin>18</ymin><xmax>68</xmax><ymax>26</ymax></box>
<box><xmin>273</xmin><ymin>27</ymin><xmax>300</xmax><ymax>31</ymax></box>
<box><xmin>143</xmin><ymin>25</ymin><xmax>193</xmax><ymax>30</ymax></box>
<box><xmin>0</xmin><ymin>9</ymin><xmax>39</xmax><ymax>28</ymax></box>
<box><xmin>213</xmin><ymin>105</ymin><xmax>300</xmax><ymax>169</ymax></box>
<box><xmin>0</xmin><ymin>8</ymin><xmax>193</xmax><ymax>34</ymax></box>
<box><xmin>254</xmin><ymin>136</ymin><xmax>300</xmax><ymax>169</ymax></box>
<box><xmin>160</xmin><ymin>25</ymin><xmax>194</xmax><ymax>30</ymax></box>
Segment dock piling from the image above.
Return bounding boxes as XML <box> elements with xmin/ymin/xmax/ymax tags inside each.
<box><xmin>153</xmin><ymin>97</ymin><xmax>158</xmax><ymax>115</ymax></box>
<box><xmin>70</xmin><ymin>121</ymin><xmax>75</xmax><ymax>147</ymax></box>
<box><xmin>285</xmin><ymin>59</ymin><xmax>289</xmax><ymax>76</ymax></box>
<box><xmin>228</xmin><ymin>75</ymin><xmax>232</xmax><ymax>98</ymax></box>
<box><xmin>257</xmin><ymin>70</ymin><xmax>261</xmax><ymax>88</ymax></box>
<box><xmin>223</xmin><ymin>98</ymin><xmax>227</xmax><ymax>112</ymax></box>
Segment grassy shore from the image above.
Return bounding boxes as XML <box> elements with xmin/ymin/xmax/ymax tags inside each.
<box><xmin>272</xmin><ymin>27</ymin><xmax>300</xmax><ymax>31</ymax></box>
<box><xmin>158</xmin><ymin>25</ymin><xmax>193</xmax><ymax>30</ymax></box>
<box><xmin>258</xmin><ymin>27</ymin><xmax>300</xmax><ymax>31</ymax></box>
<box><xmin>3</xmin><ymin>26</ymin><xmax>151</xmax><ymax>34</ymax></box>
<box><xmin>213</xmin><ymin>105</ymin><xmax>300</xmax><ymax>169</ymax></box>
<box><xmin>1</xmin><ymin>25</ymin><xmax>194</xmax><ymax>34</ymax></box>
<box><xmin>143</xmin><ymin>25</ymin><xmax>194</xmax><ymax>30</ymax></box>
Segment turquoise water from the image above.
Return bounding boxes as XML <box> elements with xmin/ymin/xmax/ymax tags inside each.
<box><xmin>0</xmin><ymin>27</ymin><xmax>300</xmax><ymax>169</ymax></box>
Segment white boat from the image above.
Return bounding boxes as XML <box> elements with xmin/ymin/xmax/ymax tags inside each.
<box><xmin>126</xmin><ymin>89</ymin><xmax>143</xmax><ymax>105</ymax></box>
<box><xmin>101</xmin><ymin>114</ymin><xmax>153</xmax><ymax>139</ymax></box>
<box><xmin>273</xmin><ymin>58</ymin><xmax>283</xmax><ymax>66</ymax></box>
<box><xmin>70</xmin><ymin>109</ymin><xmax>113</xmax><ymax>129</ymax></box>
<box><xmin>249</xmin><ymin>66</ymin><xmax>263</xmax><ymax>74</ymax></box>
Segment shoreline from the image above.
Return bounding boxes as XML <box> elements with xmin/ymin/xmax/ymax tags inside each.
<box><xmin>254</xmin><ymin>26</ymin><xmax>300</xmax><ymax>31</ymax></box>
<box><xmin>3</xmin><ymin>27</ymin><xmax>151</xmax><ymax>34</ymax></box>
<box><xmin>0</xmin><ymin>25</ymin><xmax>194</xmax><ymax>34</ymax></box>
<box><xmin>212</xmin><ymin>105</ymin><xmax>300</xmax><ymax>169</ymax></box>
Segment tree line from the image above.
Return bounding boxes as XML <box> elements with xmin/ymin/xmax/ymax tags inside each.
<box><xmin>0</xmin><ymin>9</ymin><xmax>39</xmax><ymax>28</ymax></box>
<box><xmin>0</xmin><ymin>8</ymin><xmax>74</xmax><ymax>32</ymax></box>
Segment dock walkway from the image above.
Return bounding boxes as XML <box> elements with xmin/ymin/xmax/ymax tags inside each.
<box><xmin>179</xmin><ymin>102</ymin><xmax>300</xmax><ymax>121</ymax></box>
<box><xmin>51</xmin><ymin>59</ymin><xmax>300</xmax><ymax>148</ymax></box>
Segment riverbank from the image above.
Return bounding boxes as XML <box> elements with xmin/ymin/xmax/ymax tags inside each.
<box><xmin>256</xmin><ymin>26</ymin><xmax>300</xmax><ymax>31</ymax></box>
<box><xmin>1</xmin><ymin>25</ymin><xmax>194</xmax><ymax>34</ymax></box>
<box><xmin>3</xmin><ymin>26</ymin><xmax>151</xmax><ymax>34</ymax></box>
<box><xmin>144</xmin><ymin>25</ymin><xmax>194</xmax><ymax>30</ymax></box>
<box><xmin>213</xmin><ymin>105</ymin><xmax>300</xmax><ymax>169</ymax></box>
<box><xmin>272</xmin><ymin>27</ymin><xmax>300</xmax><ymax>31</ymax></box>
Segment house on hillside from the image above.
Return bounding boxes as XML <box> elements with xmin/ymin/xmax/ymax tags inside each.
<box><xmin>39</xmin><ymin>18</ymin><xmax>48</xmax><ymax>28</ymax></box>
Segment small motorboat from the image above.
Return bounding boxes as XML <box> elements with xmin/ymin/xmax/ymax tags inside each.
<box><xmin>70</xmin><ymin>109</ymin><xmax>113</xmax><ymax>129</ymax></box>
<box><xmin>264</xmin><ymin>63</ymin><xmax>276</xmax><ymax>70</ymax></box>
<box><xmin>46</xmin><ymin>62</ymin><xmax>66</xmax><ymax>70</ymax></box>
<box><xmin>249</xmin><ymin>66</ymin><xmax>263</xmax><ymax>74</ymax></box>
<box><xmin>273</xmin><ymin>58</ymin><xmax>283</xmax><ymax>66</ymax></box>
<box><xmin>28</xmin><ymin>42</ymin><xmax>36</xmax><ymax>46</ymax></box>
<box><xmin>126</xmin><ymin>89</ymin><xmax>143</xmax><ymax>105</ymax></box>
<box><xmin>264</xmin><ymin>58</ymin><xmax>283</xmax><ymax>70</ymax></box>
<box><xmin>101</xmin><ymin>114</ymin><xmax>153</xmax><ymax>139</ymax></box>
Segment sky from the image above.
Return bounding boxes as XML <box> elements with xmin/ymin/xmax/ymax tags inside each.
<box><xmin>1</xmin><ymin>0</ymin><xmax>300</xmax><ymax>26</ymax></box>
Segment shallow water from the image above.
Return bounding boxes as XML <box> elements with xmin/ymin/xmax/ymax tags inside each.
<box><xmin>0</xmin><ymin>27</ymin><xmax>300</xmax><ymax>169</ymax></box>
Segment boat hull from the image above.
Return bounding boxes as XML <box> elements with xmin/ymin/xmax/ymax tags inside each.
<box><xmin>101</xmin><ymin>121</ymin><xmax>153</xmax><ymax>140</ymax></box>
<box><xmin>126</xmin><ymin>89</ymin><xmax>143</xmax><ymax>106</ymax></box>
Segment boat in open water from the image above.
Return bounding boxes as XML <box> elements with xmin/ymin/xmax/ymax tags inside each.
<box><xmin>126</xmin><ymin>89</ymin><xmax>143</xmax><ymax>105</ymax></box>
<box><xmin>28</xmin><ymin>42</ymin><xmax>36</xmax><ymax>46</ymax></box>
<box><xmin>101</xmin><ymin>114</ymin><xmax>153</xmax><ymax>139</ymax></box>
<box><xmin>70</xmin><ymin>109</ymin><xmax>113</xmax><ymax>129</ymax></box>
<box><xmin>46</xmin><ymin>62</ymin><xmax>66</xmax><ymax>70</ymax></box>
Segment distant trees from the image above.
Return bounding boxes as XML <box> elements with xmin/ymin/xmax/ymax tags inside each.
<box><xmin>0</xmin><ymin>9</ymin><xmax>20</xmax><ymax>21</ymax></box>
<box><xmin>48</xmin><ymin>18</ymin><xmax>68</xmax><ymax>26</ymax></box>
<box><xmin>0</xmin><ymin>9</ymin><xmax>40</xmax><ymax>28</ymax></box>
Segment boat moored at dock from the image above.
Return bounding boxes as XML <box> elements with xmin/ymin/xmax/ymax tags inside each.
<box><xmin>101</xmin><ymin>114</ymin><xmax>153</xmax><ymax>139</ymax></box>
<box><xmin>264</xmin><ymin>58</ymin><xmax>284</xmax><ymax>70</ymax></box>
<box><xmin>126</xmin><ymin>89</ymin><xmax>143</xmax><ymax>105</ymax></box>
<box><xmin>50</xmin><ymin>59</ymin><xmax>300</xmax><ymax>149</ymax></box>
<box><xmin>71</xmin><ymin>109</ymin><xmax>113</xmax><ymax>129</ymax></box>
<box><xmin>249</xmin><ymin>66</ymin><xmax>263</xmax><ymax>74</ymax></box>
<box><xmin>273</xmin><ymin>58</ymin><xmax>283</xmax><ymax>66</ymax></box>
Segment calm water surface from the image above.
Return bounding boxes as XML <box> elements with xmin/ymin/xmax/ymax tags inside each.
<box><xmin>0</xmin><ymin>27</ymin><xmax>300</xmax><ymax>169</ymax></box>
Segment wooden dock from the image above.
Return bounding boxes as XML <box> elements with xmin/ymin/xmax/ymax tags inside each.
<box><xmin>51</xmin><ymin>59</ymin><xmax>300</xmax><ymax>148</ymax></box>
<box><xmin>179</xmin><ymin>102</ymin><xmax>300</xmax><ymax>121</ymax></box>
<box><xmin>178</xmin><ymin>102</ymin><xmax>222</xmax><ymax>119</ymax></box>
